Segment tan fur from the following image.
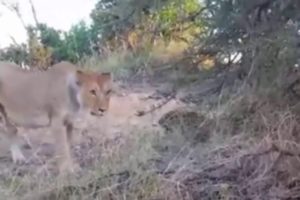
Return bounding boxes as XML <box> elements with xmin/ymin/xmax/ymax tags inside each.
<box><xmin>0</xmin><ymin>61</ymin><xmax>113</xmax><ymax>173</ymax></box>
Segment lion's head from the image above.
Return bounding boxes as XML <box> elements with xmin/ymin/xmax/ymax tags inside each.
<box><xmin>75</xmin><ymin>70</ymin><xmax>113</xmax><ymax>116</ymax></box>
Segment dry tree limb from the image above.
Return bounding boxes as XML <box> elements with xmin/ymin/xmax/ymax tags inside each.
<box><xmin>193</xmin><ymin>139</ymin><xmax>299</xmax><ymax>176</ymax></box>
<box><xmin>136</xmin><ymin>94</ymin><xmax>175</xmax><ymax>117</ymax></box>
<box><xmin>1</xmin><ymin>1</ymin><xmax>27</xmax><ymax>30</ymax></box>
<box><xmin>28</xmin><ymin>0</ymin><xmax>39</xmax><ymax>26</ymax></box>
<box><xmin>237</xmin><ymin>140</ymin><xmax>300</xmax><ymax>160</ymax></box>
<box><xmin>284</xmin><ymin>78</ymin><xmax>300</xmax><ymax>99</ymax></box>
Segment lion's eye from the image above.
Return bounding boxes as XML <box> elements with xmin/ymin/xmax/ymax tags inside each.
<box><xmin>90</xmin><ymin>89</ymin><xmax>96</xmax><ymax>95</ymax></box>
<box><xmin>106</xmin><ymin>90</ymin><xmax>112</xmax><ymax>95</ymax></box>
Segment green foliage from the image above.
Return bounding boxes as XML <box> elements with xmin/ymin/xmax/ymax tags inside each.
<box><xmin>0</xmin><ymin>0</ymin><xmax>205</xmax><ymax>68</ymax></box>
<box><xmin>158</xmin><ymin>0</ymin><xmax>200</xmax><ymax>23</ymax></box>
<box><xmin>59</xmin><ymin>21</ymin><xmax>94</xmax><ymax>63</ymax></box>
<box><xmin>151</xmin><ymin>0</ymin><xmax>202</xmax><ymax>40</ymax></box>
<box><xmin>199</xmin><ymin>0</ymin><xmax>300</xmax><ymax>90</ymax></box>
<box><xmin>0</xmin><ymin>44</ymin><xmax>28</xmax><ymax>65</ymax></box>
<box><xmin>90</xmin><ymin>0</ymin><xmax>202</xmax><ymax>44</ymax></box>
<box><xmin>38</xmin><ymin>23</ymin><xmax>62</xmax><ymax>48</ymax></box>
<box><xmin>38</xmin><ymin>21</ymin><xmax>94</xmax><ymax>63</ymax></box>
<box><xmin>1</xmin><ymin>22</ymin><xmax>95</xmax><ymax>66</ymax></box>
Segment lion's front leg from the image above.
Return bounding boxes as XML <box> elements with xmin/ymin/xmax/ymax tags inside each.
<box><xmin>0</xmin><ymin>104</ymin><xmax>25</xmax><ymax>164</ymax></box>
<box><xmin>51</xmin><ymin>117</ymin><xmax>77</xmax><ymax>174</ymax></box>
<box><xmin>7</xmin><ymin>126</ymin><xmax>26</xmax><ymax>164</ymax></box>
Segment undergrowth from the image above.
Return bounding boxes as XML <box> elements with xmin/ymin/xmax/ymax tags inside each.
<box><xmin>3</xmin><ymin>86</ymin><xmax>300</xmax><ymax>199</ymax></box>
<box><xmin>2</xmin><ymin>47</ymin><xmax>300</xmax><ymax>200</ymax></box>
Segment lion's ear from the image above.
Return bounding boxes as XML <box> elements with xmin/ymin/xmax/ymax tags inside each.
<box><xmin>100</xmin><ymin>72</ymin><xmax>112</xmax><ymax>81</ymax></box>
<box><xmin>75</xmin><ymin>70</ymin><xmax>84</xmax><ymax>86</ymax></box>
<box><xmin>101</xmin><ymin>72</ymin><xmax>111</xmax><ymax>77</ymax></box>
<box><xmin>67</xmin><ymin>72</ymin><xmax>82</xmax><ymax>112</ymax></box>
<box><xmin>76</xmin><ymin>70</ymin><xmax>83</xmax><ymax>74</ymax></box>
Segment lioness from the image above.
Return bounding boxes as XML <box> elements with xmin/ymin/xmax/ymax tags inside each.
<box><xmin>0</xmin><ymin>61</ymin><xmax>113</xmax><ymax>173</ymax></box>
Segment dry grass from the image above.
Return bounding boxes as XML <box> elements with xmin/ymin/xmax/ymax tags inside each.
<box><xmin>0</xmin><ymin>125</ymin><xmax>164</xmax><ymax>200</ymax></box>
<box><xmin>3</xmin><ymin>86</ymin><xmax>300</xmax><ymax>200</ymax></box>
<box><xmin>0</xmin><ymin>84</ymin><xmax>187</xmax><ymax>200</ymax></box>
<box><xmin>2</xmin><ymin>49</ymin><xmax>300</xmax><ymax>199</ymax></box>
<box><xmin>79</xmin><ymin>49</ymin><xmax>153</xmax><ymax>80</ymax></box>
<box><xmin>176</xmin><ymin>93</ymin><xmax>300</xmax><ymax>200</ymax></box>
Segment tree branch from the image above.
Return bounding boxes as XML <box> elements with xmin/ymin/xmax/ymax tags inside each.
<box><xmin>28</xmin><ymin>0</ymin><xmax>39</xmax><ymax>26</ymax></box>
<box><xmin>1</xmin><ymin>1</ymin><xmax>27</xmax><ymax>30</ymax></box>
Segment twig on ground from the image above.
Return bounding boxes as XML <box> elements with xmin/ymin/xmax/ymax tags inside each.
<box><xmin>136</xmin><ymin>94</ymin><xmax>176</xmax><ymax>117</ymax></box>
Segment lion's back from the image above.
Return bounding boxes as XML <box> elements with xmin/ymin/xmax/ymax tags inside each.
<box><xmin>0</xmin><ymin>61</ymin><xmax>79</xmax><ymax>127</ymax></box>
<box><xmin>0</xmin><ymin>62</ymin><xmax>75</xmax><ymax>112</ymax></box>
<box><xmin>0</xmin><ymin>61</ymin><xmax>21</xmax><ymax>77</ymax></box>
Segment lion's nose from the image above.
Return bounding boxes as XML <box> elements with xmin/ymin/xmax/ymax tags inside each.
<box><xmin>98</xmin><ymin>108</ymin><xmax>105</xmax><ymax>113</ymax></box>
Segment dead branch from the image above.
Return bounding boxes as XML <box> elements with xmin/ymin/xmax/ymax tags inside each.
<box><xmin>284</xmin><ymin>78</ymin><xmax>300</xmax><ymax>99</ymax></box>
<box><xmin>136</xmin><ymin>93</ymin><xmax>175</xmax><ymax>117</ymax></box>
<box><xmin>1</xmin><ymin>1</ymin><xmax>27</xmax><ymax>30</ymax></box>
<box><xmin>28</xmin><ymin>0</ymin><xmax>39</xmax><ymax>26</ymax></box>
<box><xmin>9</xmin><ymin>35</ymin><xmax>19</xmax><ymax>46</ymax></box>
